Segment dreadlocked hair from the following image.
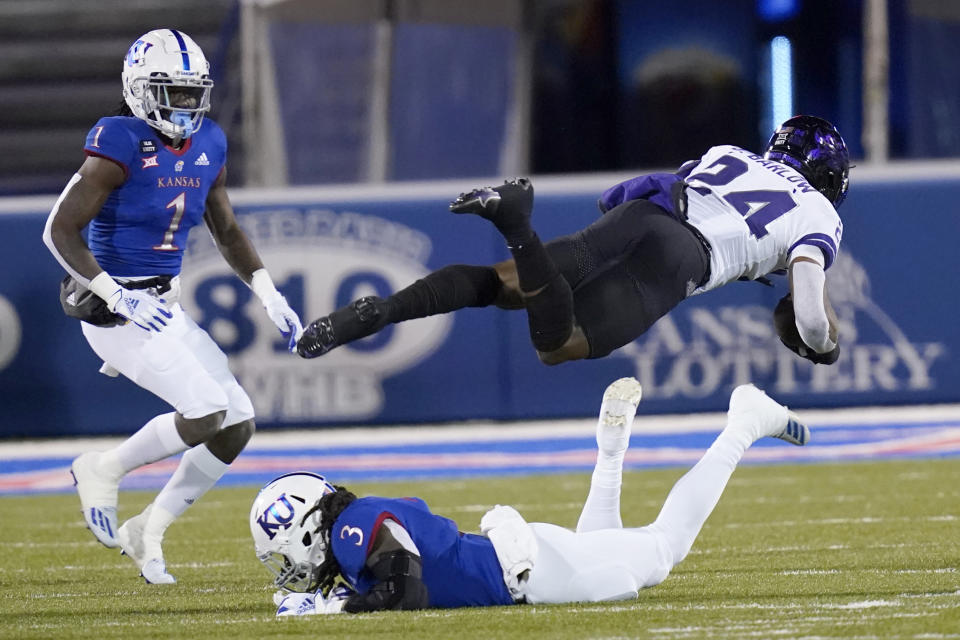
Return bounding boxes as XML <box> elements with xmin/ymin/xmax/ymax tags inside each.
<box><xmin>300</xmin><ymin>485</ymin><xmax>357</xmax><ymax>596</ymax></box>
<box><xmin>114</xmin><ymin>98</ymin><xmax>134</xmax><ymax>117</ymax></box>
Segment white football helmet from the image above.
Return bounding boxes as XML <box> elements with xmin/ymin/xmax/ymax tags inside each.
<box><xmin>250</xmin><ymin>472</ymin><xmax>337</xmax><ymax>592</ymax></box>
<box><xmin>122</xmin><ymin>29</ymin><xmax>213</xmax><ymax>143</ymax></box>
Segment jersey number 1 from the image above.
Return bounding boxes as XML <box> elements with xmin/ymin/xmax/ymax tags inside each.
<box><xmin>154</xmin><ymin>192</ymin><xmax>186</xmax><ymax>251</ymax></box>
<box><xmin>687</xmin><ymin>155</ymin><xmax>797</xmax><ymax>238</ymax></box>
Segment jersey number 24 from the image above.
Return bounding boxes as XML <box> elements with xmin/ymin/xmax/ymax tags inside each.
<box><xmin>686</xmin><ymin>155</ymin><xmax>796</xmax><ymax>239</ymax></box>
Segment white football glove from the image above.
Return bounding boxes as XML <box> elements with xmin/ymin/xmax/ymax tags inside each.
<box><xmin>274</xmin><ymin>585</ymin><xmax>353</xmax><ymax>617</ymax></box>
<box><xmin>264</xmin><ymin>294</ymin><xmax>304</xmax><ymax>351</ymax></box>
<box><xmin>251</xmin><ymin>269</ymin><xmax>304</xmax><ymax>352</ymax></box>
<box><xmin>88</xmin><ymin>272</ymin><xmax>172</xmax><ymax>332</ymax></box>
<box><xmin>275</xmin><ymin>592</ymin><xmax>317</xmax><ymax>617</ymax></box>
<box><xmin>315</xmin><ymin>585</ymin><xmax>353</xmax><ymax>615</ymax></box>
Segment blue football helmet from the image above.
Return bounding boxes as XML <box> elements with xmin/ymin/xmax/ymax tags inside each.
<box><xmin>764</xmin><ymin>115</ymin><xmax>850</xmax><ymax>208</ymax></box>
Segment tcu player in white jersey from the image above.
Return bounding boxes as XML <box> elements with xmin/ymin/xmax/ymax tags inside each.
<box><xmin>42</xmin><ymin>29</ymin><xmax>303</xmax><ymax>584</ymax></box>
<box><xmin>249</xmin><ymin>378</ymin><xmax>810</xmax><ymax>614</ymax></box>
<box><xmin>296</xmin><ymin>115</ymin><xmax>848</xmax><ymax>367</ymax></box>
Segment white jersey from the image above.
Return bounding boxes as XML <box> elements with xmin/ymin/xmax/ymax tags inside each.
<box><xmin>679</xmin><ymin>145</ymin><xmax>843</xmax><ymax>294</ymax></box>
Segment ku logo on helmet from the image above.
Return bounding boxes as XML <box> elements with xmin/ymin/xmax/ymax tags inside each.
<box><xmin>126</xmin><ymin>40</ymin><xmax>153</xmax><ymax>66</ymax></box>
<box><xmin>256</xmin><ymin>493</ymin><xmax>297</xmax><ymax>540</ymax></box>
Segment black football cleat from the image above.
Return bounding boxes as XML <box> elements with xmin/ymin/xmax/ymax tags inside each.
<box><xmin>297</xmin><ymin>296</ymin><xmax>390</xmax><ymax>359</ymax></box>
<box><xmin>449</xmin><ymin>178</ymin><xmax>534</xmax><ymax>229</ymax></box>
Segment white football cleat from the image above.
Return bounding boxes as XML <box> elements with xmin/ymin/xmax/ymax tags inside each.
<box><xmin>118</xmin><ymin>506</ymin><xmax>176</xmax><ymax>584</ymax></box>
<box><xmin>140</xmin><ymin>558</ymin><xmax>176</xmax><ymax>585</ymax></box>
<box><xmin>70</xmin><ymin>452</ymin><xmax>120</xmax><ymax>548</ymax></box>
<box><xmin>597</xmin><ymin>377</ymin><xmax>643</xmax><ymax>457</ymax></box>
<box><xmin>727</xmin><ymin>384</ymin><xmax>809</xmax><ymax>446</ymax></box>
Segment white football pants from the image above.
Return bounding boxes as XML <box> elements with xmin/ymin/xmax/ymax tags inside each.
<box><xmin>520</xmin><ymin>430</ymin><xmax>745</xmax><ymax>604</ymax></box>
<box><xmin>81</xmin><ymin>302</ymin><xmax>254</xmax><ymax>425</ymax></box>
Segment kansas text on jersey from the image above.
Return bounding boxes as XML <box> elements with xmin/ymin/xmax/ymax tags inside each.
<box><xmin>83</xmin><ymin>115</ymin><xmax>227</xmax><ymax>277</ymax></box>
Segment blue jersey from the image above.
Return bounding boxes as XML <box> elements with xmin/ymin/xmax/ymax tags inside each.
<box><xmin>83</xmin><ymin>116</ymin><xmax>227</xmax><ymax>277</ymax></box>
<box><xmin>331</xmin><ymin>496</ymin><xmax>513</xmax><ymax>608</ymax></box>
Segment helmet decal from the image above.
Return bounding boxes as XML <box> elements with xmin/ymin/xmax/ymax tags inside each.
<box><xmin>255</xmin><ymin>493</ymin><xmax>298</xmax><ymax>540</ymax></box>
<box><xmin>125</xmin><ymin>39</ymin><xmax>153</xmax><ymax>67</ymax></box>
<box><xmin>168</xmin><ymin>29</ymin><xmax>192</xmax><ymax>71</ymax></box>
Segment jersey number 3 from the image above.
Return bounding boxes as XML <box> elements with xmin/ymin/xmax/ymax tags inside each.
<box><xmin>154</xmin><ymin>192</ymin><xmax>186</xmax><ymax>251</ymax></box>
<box><xmin>687</xmin><ymin>155</ymin><xmax>797</xmax><ymax>239</ymax></box>
<box><xmin>339</xmin><ymin>525</ymin><xmax>364</xmax><ymax>546</ymax></box>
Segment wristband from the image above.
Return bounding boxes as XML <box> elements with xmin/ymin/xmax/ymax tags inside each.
<box><xmin>88</xmin><ymin>271</ymin><xmax>120</xmax><ymax>302</ymax></box>
<box><xmin>250</xmin><ymin>268</ymin><xmax>281</xmax><ymax>303</ymax></box>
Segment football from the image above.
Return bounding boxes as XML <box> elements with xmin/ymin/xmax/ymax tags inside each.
<box><xmin>773</xmin><ymin>293</ymin><xmax>803</xmax><ymax>348</ymax></box>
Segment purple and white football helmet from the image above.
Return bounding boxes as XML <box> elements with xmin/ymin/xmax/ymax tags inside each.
<box><xmin>764</xmin><ymin>115</ymin><xmax>850</xmax><ymax>208</ymax></box>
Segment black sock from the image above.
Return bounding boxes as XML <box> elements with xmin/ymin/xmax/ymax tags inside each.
<box><xmin>388</xmin><ymin>265</ymin><xmax>501</xmax><ymax>322</ymax></box>
<box><xmin>505</xmin><ymin>233</ymin><xmax>575</xmax><ymax>351</ymax></box>
<box><xmin>498</xmin><ymin>222</ymin><xmax>534</xmax><ymax>248</ymax></box>
<box><xmin>524</xmin><ymin>273</ymin><xmax>574</xmax><ymax>352</ymax></box>
<box><xmin>508</xmin><ymin>232</ymin><xmax>558</xmax><ymax>293</ymax></box>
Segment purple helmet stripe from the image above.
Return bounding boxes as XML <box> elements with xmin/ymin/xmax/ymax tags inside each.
<box><xmin>790</xmin><ymin>233</ymin><xmax>837</xmax><ymax>269</ymax></box>
<box><xmin>169</xmin><ymin>29</ymin><xmax>191</xmax><ymax>70</ymax></box>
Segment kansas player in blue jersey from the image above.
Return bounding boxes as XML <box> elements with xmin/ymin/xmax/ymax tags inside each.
<box><xmin>42</xmin><ymin>29</ymin><xmax>303</xmax><ymax>584</ymax></box>
<box><xmin>250</xmin><ymin>379</ymin><xmax>810</xmax><ymax>614</ymax></box>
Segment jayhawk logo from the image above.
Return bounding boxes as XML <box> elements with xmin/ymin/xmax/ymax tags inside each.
<box><xmin>125</xmin><ymin>39</ymin><xmax>153</xmax><ymax>66</ymax></box>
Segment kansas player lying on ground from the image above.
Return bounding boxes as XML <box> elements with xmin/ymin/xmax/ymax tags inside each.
<box><xmin>250</xmin><ymin>378</ymin><xmax>811</xmax><ymax>614</ymax></box>
<box><xmin>297</xmin><ymin>116</ymin><xmax>848</xmax><ymax>367</ymax></box>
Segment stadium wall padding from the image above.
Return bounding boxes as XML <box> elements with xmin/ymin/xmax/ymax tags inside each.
<box><xmin>1</xmin><ymin>169</ymin><xmax>956</xmax><ymax>436</ymax></box>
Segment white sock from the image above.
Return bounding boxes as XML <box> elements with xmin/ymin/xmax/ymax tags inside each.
<box><xmin>577</xmin><ymin>389</ymin><xmax>639</xmax><ymax>533</ymax></box>
<box><xmin>97</xmin><ymin>413</ymin><xmax>188</xmax><ymax>481</ymax></box>
<box><xmin>152</xmin><ymin>444</ymin><xmax>229</xmax><ymax>520</ymax></box>
<box><xmin>648</xmin><ymin>427</ymin><xmax>747</xmax><ymax>566</ymax></box>
<box><xmin>140</xmin><ymin>503</ymin><xmax>175</xmax><ymax>560</ymax></box>
<box><xmin>576</xmin><ymin>454</ymin><xmax>624</xmax><ymax>532</ymax></box>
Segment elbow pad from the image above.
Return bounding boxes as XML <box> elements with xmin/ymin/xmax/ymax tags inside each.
<box><xmin>343</xmin><ymin>550</ymin><xmax>429</xmax><ymax>612</ymax></box>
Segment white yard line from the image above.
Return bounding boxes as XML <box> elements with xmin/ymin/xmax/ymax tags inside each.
<box><xmin>3</xmin><ymin>403</ymin><xmax>960</xmax><ymax>460</ymax></box>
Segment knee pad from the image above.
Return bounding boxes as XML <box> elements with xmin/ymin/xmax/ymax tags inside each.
<box><xmin>177</xmin><ymin>370</ymin><xmax>230</xmax><ymax>420</ymax></box>
<box><xmin>223</xmin><ymin>380</ymin><xmax>255</xmax><ymax>426</ymax></box>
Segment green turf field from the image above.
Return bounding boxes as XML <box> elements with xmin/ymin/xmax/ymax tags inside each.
<box><xmin>2</xmin><ymin>458</ymin><xmax>958</xmax><ymax>639</ymax></box>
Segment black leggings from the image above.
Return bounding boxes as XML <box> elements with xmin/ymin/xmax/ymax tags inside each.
<box><xmin>545</xmin><ymin>199</ymin><xmax>710</xmax><ymax>358</ymax></box>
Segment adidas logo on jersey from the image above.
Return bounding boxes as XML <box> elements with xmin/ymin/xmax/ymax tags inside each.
<box><xmin>194</xmin><ymin>152</ymin><xmax>210</xmax><ymax>166</ymax></box>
